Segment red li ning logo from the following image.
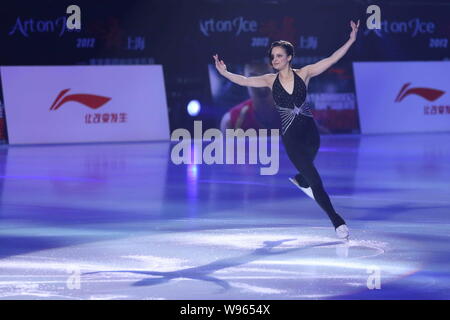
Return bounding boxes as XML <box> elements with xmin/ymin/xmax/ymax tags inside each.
<box><xmin>395</xmin><ymin>82</ymin><xmax>445</xmax><ymax>102</ymax></box>
<box><xmin>49</xmin><ymin>89</ymin><xmax>111</xmax><ymax>111</ymax></box>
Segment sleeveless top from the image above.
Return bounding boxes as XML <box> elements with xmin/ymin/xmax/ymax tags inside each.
<box><xmin>272</xmin><ymin>69</ymin><xmax>313</xmax><ymax>135</ymax></box>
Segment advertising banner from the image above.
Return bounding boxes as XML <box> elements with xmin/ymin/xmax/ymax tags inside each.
<box><xmin>1</xmin><ymin>65</ymin><xmax>170</xmax><ymax>144</ymax></box>
<box><xmin>353</xmin><ymin>61</ymin><xmax>450</xmax><ymax>134</ymax></box>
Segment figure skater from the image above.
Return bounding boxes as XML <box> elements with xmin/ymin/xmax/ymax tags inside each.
<box><xmin>213</xmin><ymin>20</ymin><xmax>360</xmax><ymax>239</ymax></box>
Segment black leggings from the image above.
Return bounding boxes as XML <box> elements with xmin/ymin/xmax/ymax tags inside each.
<box><xmin>282</xmin><ymin>115</ymin><xmax>345</xmax><ymax>229</ymax></box>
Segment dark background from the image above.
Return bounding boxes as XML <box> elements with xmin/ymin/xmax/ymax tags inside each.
<box><xmin>0</xmin><ymin>0</ymin><xmax>449</xmax><ymax>134</ymax></box>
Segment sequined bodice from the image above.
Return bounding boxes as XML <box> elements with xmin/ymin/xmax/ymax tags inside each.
<box><xmin>272</xmin><ymin>70</ymin><xmax>313</xmax><ymax>135</ymax></box>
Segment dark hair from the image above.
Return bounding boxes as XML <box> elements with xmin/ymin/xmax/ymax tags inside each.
<box><xmin>268</xmin><ymin>40</ymin><xmax>295</xmax><ymax>67</ymax></box>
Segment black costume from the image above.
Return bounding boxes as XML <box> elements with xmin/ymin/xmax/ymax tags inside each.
<box><xmin>272</xmin><ymin>69</ymin><xmax>345</xmax><ymax>228</ymax></box>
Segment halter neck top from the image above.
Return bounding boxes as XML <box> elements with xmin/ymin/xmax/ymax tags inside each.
<box><xmin>272</xmin><ymin>69</ymin><xmax>313</xmax><ymax>135</ymax></box>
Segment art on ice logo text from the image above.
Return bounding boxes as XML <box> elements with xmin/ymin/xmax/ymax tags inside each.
<box><xmin>199</xmin><ymin>16</ymin><xmax>257</xmax><ymax>37</ymax></box>
<box><xmin>8</xmin><ymin>5</ymin><xmax>82</xmax><ymax>37</ymax></box>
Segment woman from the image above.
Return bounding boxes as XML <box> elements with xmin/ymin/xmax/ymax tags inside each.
<box><xmin>213</xmin><ymin>20</ymin><xmax>360</xmax><ymax>239</ymax></box>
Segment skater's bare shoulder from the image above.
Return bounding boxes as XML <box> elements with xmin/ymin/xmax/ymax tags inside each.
<box><xmin>293</xmin><ymin>68</ymin><xmax>310</xmax><ymax>88</ymax></box>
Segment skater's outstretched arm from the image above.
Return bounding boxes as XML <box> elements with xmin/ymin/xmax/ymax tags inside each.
<box><xmin>304</xmin><ymin>20</ymin><xmax>359</xmax><ymax>80</ymax></box>
<box><xmin>213</xmin><ymin>54</ymin><xmax>273</xmax><ymax>88</ymax></box>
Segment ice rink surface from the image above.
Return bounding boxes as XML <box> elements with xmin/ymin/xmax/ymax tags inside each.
<box><xmin>0</xmin><ymin>132</ymin><xmax>449</xmax><ymax>299</ymax></box>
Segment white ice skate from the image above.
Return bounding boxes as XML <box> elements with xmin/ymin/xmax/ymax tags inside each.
<box><xmin>335</xmin><ymin>224</ymin><xmax>349</xmax><ymax>240</ymax></box>
<box><xmin>289</xmin><ymin>177</ymin><xmax>315</xmax><ymax>200</ymax></box>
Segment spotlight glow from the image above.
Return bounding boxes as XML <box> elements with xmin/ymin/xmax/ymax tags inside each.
<box><xmin>187</xmin><ymin>100</ymin><xmax>201</xmax><ymax>116</ymax></box>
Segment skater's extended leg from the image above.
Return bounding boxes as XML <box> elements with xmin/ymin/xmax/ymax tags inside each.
<box><xmin>296</xmin><ymin>159</ymin><xmax>345</xmax><ymax>229</ymax></box>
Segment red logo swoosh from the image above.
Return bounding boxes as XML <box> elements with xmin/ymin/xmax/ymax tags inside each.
<box><xmin>395</xmin><ymin>83</ymin><xmax>445</xmax><ymax>102</ymax></box>
<box><xmin>50</xmin><ymin>89</ymin><xmax>111</xmax><ymax>110</ymax></box>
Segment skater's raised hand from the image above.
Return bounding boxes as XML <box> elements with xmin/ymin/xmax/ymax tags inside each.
<box><xmin>212</xmin><ymin>53</ymin><xmax>271</xmax><ymax>88</ymax></box>
<box><xmin>349</xmin><ymin>19</ymin><xmax>360</xmax><ymax>42</ymax></box>
<box><xmin>213</xmin><ymin>54</ymin><xmax>227</xmax><ymax>75</ymax></box>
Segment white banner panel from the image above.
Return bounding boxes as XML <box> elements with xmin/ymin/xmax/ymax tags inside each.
<box><xmin>353</xmin><ymin>61</ymin><xmax>450</xmax><ymax>134</ymax></box>
<box><xmin>1</xmin><ymin>65</ymin><xmax>170</xmax><ymax>144</ymax></box>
